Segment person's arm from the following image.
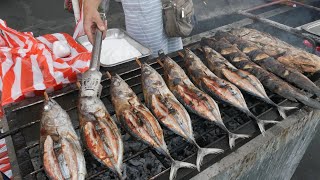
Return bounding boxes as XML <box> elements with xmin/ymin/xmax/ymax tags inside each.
<box><xmin>83</xmin><ymin>0</ymin><xmax>107</xmax><ymax>44</ymax></box>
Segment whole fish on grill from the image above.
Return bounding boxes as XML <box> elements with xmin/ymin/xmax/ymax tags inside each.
<box><xmin>110</xmin><ymin>74</ymin><xmax>196</xmax><ymax>180</ymax></box>
<box><xmin>215</xmin><ymin>31</ymin><xmax>320</xmax><ymax>97</ymax></box>
<box><xmin>231</xmin><ymin>28</ymin><xmax>320</xmax><ymax>73</ymax></box>
<box><xmin>183</xmin><ymin>49</ymin><xmax>279</xmax><ymax>135</ymax></box>
<box><xmin>40</xmin><ymin>93</ymin><xmax>86</xmax><ymax>180</ymax></box>
<box><xmin>201</xmin><ymin>46</ymin><xmax>296</xmax><ymax>118</ymax></box>
<box><xmin>78</xmin><ymin>86</ymin><xmax>124</xmax><ymax>179</ymax></box>
<box><xmin>202</xmin><ymin>37</ymin><xmax>320</xmax><ymax>109</ymax></box>
<box><xmin>140</xmin><ymin>63</ymin><xmax>223</xmax><ymax>170</ymax></box>
<box><xmin>159</xmin><ymin>54</ymin><xmax>249</xmax><ymax>148</ymax></box>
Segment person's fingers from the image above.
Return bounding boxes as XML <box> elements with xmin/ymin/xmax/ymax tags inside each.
<box><xmin>94</xmin><ymin>13</ymin><xmax>106</xmax><ymax>32</ymax></box>
<box><xmin>84</xmin><ymin>20</ymin><xmax>94</xmax><ymax>44</ymax></box>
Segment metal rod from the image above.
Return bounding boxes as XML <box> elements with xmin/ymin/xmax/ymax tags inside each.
<box><xmin>244</xmin><ymin>0</ymin><xmax>286</xmax><ymax>12</ymax></box>
<box><xmin>89</xmin><ymin>19</ymin><xmax>104</xmax><ymax>71</ymax></box>
<box><xmin>237</xmin><ymin>10</ymin><xmax>320</xmax><ymax>43</ymax></box>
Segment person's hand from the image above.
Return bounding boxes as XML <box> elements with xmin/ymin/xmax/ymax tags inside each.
<box><xmin>83</xmin><ymin>0</ymin><xmax>107</xmax><ymax>44</ymax></box>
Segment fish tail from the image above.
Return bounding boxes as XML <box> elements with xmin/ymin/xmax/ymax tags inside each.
<box><xmin>276</xmin><ymin>106</ymin><xmax>297</xmax><ymax>119</ymax></box>
<box><xmin>170</xmin><ymin>160</ymin><xmax>196</xmax><ymax>180</ymax></box>
<box><xmin>115</xmin><ymin>168</ymin><xmax>124</xmax><ymax>180</ymax></box>
<box><xmin>228</xmin><ymin>133</ymin><xmax>250</xmax><ymax>149</ymax></box>
<box><xmin>295</xmin><ymin>93</ymin><xmax>320</xmax><ymax>109</ymax></box>
<box><xmin>246</xmin><ymin>111</ymin><xmax>280</xmax><ymax>136</ymax></box>
<box><xmin>256</xmin><ymin>119</ymin><xmax>280</xmax><ymax>136</ymax></box>
<box><xmin>196</xmin><ymin>147</ymin><xmax>224</xmax><ymax>171</ymax></box>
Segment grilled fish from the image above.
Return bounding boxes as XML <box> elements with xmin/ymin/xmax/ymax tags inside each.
<box><xmin>78</xmin><ymin>90</ymin><xmax>123</xmax><ymax>178</ymax></box>
<box><xmin>231</xmin><ymin>28</ymin><xmax>320</xmax><ymax>73</ymax></box>
<box><xmin>201</xmin><ymin>45</ymin><xmax>296</xmax><ymax>118</ymax></box>
<box><xmin>160</xmin><ymin>54</ymin><xmax>249</xmax><ymax>148</ymax></box>
<box><xmin>110</xmin><ymin>74</ymin><xmax>196</xmax><ymax>180</ymax></box>
<box><xmin>40</xmin><ymin>93</ymin><xmax>86</xmax><ymax>180</ymax></box>
<box><xmin>202</xmin><ymin>37</ymin><xmax>320</xmax><ymax>109</ymax></box>
<box><xmin>141</xmin><ymin>63</ymin><xmax>223</xmax><ymax>170</ymax></box>
<box><xmin>183</xmin><ymin>49</ymin><xmax>279</xmax><ymax>135</ymax></box>
<box><xmin>215</xmin><ymin>31</ymin><xmax>320</xmax><ymax>97</ymax></box>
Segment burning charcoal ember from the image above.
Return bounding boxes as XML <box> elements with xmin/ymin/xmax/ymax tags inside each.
<box><xmin>85</xmin><ymin>154</ymin><xmax>115</xmax><ymax>179</ymax></box>
<box><xmin>251</xmin><ymin>104</ymin><xmax>272</xmax><ymax>115</ymax></box>
<box><xmin>233</xmin><ymin>114</ymin><xmax>251</xmax><ymax>125</ymax></box>
<box><xmin>125</xmin><ymin>152</ymin><xmax>165</xmax><ymax>180</ymax></box>
<box><xmin>225</xmin><ymin>120</ymin><xmax>241</xmax><ymax>131</ymax></box>
<box><xmin>123</xmin><ymin>134</ymin><xmax>147</xmax><ymax>159</ymax></box>
<box><xmin>171</xmin><ymin>144</ymin><xmax>196</xmax><ymax>161</ymax></box>
<box><xmin>270</xmin><ymin>94</ymin><xmax>287</xmax><ymax>104</ymax></box>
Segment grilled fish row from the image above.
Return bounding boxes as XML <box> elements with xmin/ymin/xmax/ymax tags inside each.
<box><xmin>110</xmin><ymin>74</ymin><xmax>196</xmax><ymax>180</ymax></box>
<box><xmin>159</xmin><ymin>54</ymin><xmax>250</xmax><ymax>148</ymax></box>
<box><xmin>183</xmin><ymin>49</ymin><xmax>279</xmax><ymax>135</ymax></box>
<box><xmin>202</xmin><ymin>37</ymin><xmax>320</xmax><ymax>109</ymax></box>
<box><xmin>201</xmin><ymin>46</ymin><xmax>296</xmax><ymax>119</ymax></box>
<box><xmin>215</xmin><ymin>31</ymin><xmax>320</xmax><ymax>97</ymax></box>
<box><xmin>141</xmin><ymin>63</ymin><xmax>223</xmax><ymax>170</ymax></box>
<box><xmin>231</xmin><ymin>28</ymin><xmax>320</xmax><ymax>74</ymax></box>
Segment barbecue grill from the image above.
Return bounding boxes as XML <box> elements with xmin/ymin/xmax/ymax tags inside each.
<box><xmin>2</xmin><ymin>0</ymin><xmax>320</xmax><ymax>179</ymax></box>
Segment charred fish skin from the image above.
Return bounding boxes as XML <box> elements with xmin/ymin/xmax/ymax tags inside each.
<box><xmin>184</xmin><ymin>49</ymin><xmax>248</xmax><ymax>114</ymax></box>
<box><xmin>141</xmin><ymin>63</ymin><xmax>223</xmax><ymax>170</ymax></box>
<box><xmin>231</xmin><ymin>28</ymin><xmax>320</xmax><ymax>74</ymax></box>
<box><xmin>160</xmin><ymin>55</ymin><xmax>249</xmax><ymax>148</ymax></box>
<box><xmin>201</xmin><ymin>46</ymin><xmax>296</xmax><ymax>119</ymax></box>
<box><xmin>183</xmin><ymin>49</ymin><xmax>279</xmax><ymax>135</ymax></box>
<box><xmin>141</xmin><ymin>63</ymin><xmax>193</xmax><ymax>141</ymax></box>
<box><xmin>110</xmin><ymin>74</ymin><xmax>196</xmax><ymax>180</ymax></box>
<box><xmin>78</xmin><ymin>95</ymin><xmax>124</xmax><ymax>179</ymax></box>
<box><xmin>40</xmin><ymin>97</ymin><xmax>86</xmax><ymax>180</ymax></box>
<box><xmin>202</xmin><ymin>37</ymin><xmax>320</xmax><ymax>109</ymax></box>
<box><xmin>215</xmin><ymin>31</ymin><xmax>320</xmax><ymax>97</ymax></box>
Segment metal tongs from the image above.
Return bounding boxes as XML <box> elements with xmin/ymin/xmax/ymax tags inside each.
<box><xmin>80</xmin><ymin>0</ymin><xmax>109</xmax><ymax>97</ymax></box>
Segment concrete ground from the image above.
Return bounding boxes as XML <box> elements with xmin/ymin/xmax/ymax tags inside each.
<box><xmin>0</xmin><ymin>0</ymin><xmax>319</xmax><ymax>179</ymax></box>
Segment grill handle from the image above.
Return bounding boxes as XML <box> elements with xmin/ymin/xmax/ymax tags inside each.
<box><xmin>89</xmin><ymin>13</ymin><xmax>106</xmax><ymax>71</ymax></box>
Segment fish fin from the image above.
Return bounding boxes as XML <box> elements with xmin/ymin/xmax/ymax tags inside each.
<box><xmin>196</xmin><ymin>148</ymin><xmax>224</xmax><ymax>171</ymax></box>
<box><xmin>228</xmin><ymin>133</ymin><xmax>250</xmax><ymax>149</ymax></box>
<box><xmin>277</xmin><ymin>106</ymin><xmax>297</xmax><ymax>119</ymax></box>
<box><xmin>296</xmin><ymin>94</ymin><xmax>320</xmax><ymax>109</ymax></box>
<box><xmin>256</xmin><ymin>119</ymin><xmax>280</xmax><ymax>136</ymax></box>
<box><xmin>170</xmin><ymin>161</ymin><xmax>196</xmax><ymax>180</ymax></box>
<box><xmin>114</xmin><ymin>168</ymin><xmax>124</xmax><ymax>180</ymax></box>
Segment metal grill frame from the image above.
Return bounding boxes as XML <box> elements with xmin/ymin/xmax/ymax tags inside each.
<box><xmin>1</xmin><ymin>1</ymin><xmax>320</xmax><ymax>179</ymax></box>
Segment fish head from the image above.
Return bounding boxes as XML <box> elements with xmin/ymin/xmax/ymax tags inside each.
<box><xmin>110</xmin><ymin>74</ymin><xmax>132</xmax><ymax>98</ymax></box>
<box><xmin>111</xmin><ymin>74</ymin><xmax>139</xmax><ymax>110</ymax></box>
<box><xmin>41</xmin><ymin>97</ymin><xmax>69</xmax><ymax>128</ymax></box>
<box><xmin>230</xmin><ymin>28</ymin><xmax>250</xmax><ymax>37</ymax></box>
<box><xmin>162</xmin><ymin>56</ymin><xmax>187</xmax><ymax>87</ymax></box>
<box><xmin>141</xmin><ymin>63</ymin><xmax>165</xmax><ymax>89</ymax></box>
<box><xmin>43</xmin><ymin>97</ymin><xmax>58</xmax><ymax>112</ymax></box>
<box><xmin>184</xmin><ymin>48</ymin><xmax>195</xmax><ymax>59</ymax></box>
<box><xmin>202</xmin><ymin>45</ymin><xmax>212</xmax><ymax>55</ymax></box>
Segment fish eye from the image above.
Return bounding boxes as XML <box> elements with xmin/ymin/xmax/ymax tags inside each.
<box><xmin>113</xmin><ymin>79</ymin><xmax>121</xmax><ymax>86</ymax></box>
<box><xmin>145</xmin><ymin>71</ymin><xmax>151</xmax><ymax>75</ymax></box>
<box><xmin>44</xmin><ymin>105</ymin><xmax>50</xmax><ymax>111</ymax></box>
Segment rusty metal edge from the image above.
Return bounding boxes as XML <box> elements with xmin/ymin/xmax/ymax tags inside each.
<box><xmin>190</xmin><ymin>107</ymin><xmax>320</xmax><ymax>180</ymax></box>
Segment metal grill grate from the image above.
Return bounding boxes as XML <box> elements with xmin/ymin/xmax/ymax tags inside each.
<box><xmin>2</xmin><ymin>1</ymin><xmax>320</xmax><ymax>179</ymax></box>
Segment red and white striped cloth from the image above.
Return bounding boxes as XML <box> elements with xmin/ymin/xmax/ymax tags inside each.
<box><xmin>0</xmin><ymin>137</ymin><xmax>11</xmax><ymax>179</ymax></box>
<box><xmin>0</xmin><ymin>19</ymin><xmax>91</xmax><ymax>106</ymax></box>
